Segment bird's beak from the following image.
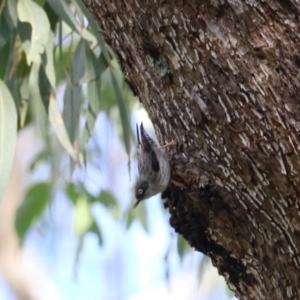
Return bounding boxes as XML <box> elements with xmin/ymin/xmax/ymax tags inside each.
<box><xmin>133</xmin><ymin>199</ymin><xmax>140</xmax><ymax>209</ymax></box>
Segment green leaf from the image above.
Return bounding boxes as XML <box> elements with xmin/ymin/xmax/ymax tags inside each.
<box><xmin>110</xmin><ymin>70</ymin><xmax>131</xmax><ymax>156</ymax></box>
<box><xmin>69</xmin><ymin>38</ymin><xmax>108</xmax><ymax>86</ymax></box>
<box><xmin>97</xmin><ymin>190</ymin><xmax>117</xmax><ymax>207</ymax></box>
<box><xmin>47</xmin><ymin>0</ymin><xmax>96</xmax><ymax>45</ymax></box>
<box><xmin>0</xmin><ymin>40</ymin><xmax>11</xmax><ymax>79</ymax></box>
<box><xmin>48</xmin><ymin>94</ymin><xmax>81</xmax><ymax>162</ymax></box>
<box><xmin>87</xmin><ymin>220</ymin><xmax>103</xmax><ymax>245</ymax></box>
<box><xmin>62</xmin><ymin>83</ymin><xmax>81</xmax><ymax>144</ymax></box>
<box><xmin>0</xmin><ymin>6</ymin><xmax>14</xmax><ymax>49</ymax></box>
<box><xmin>79</xmin><ymin>49</ymin><xmax>108</xmax><ymax>85</ymax></box>
<box><xmin>73</xmin><ymin>0</ymin><xmax>111</xmax><ymax>64</ymax></box>
<box><xmin>177</xmin><ymin>235</ymin><xmax>188</xmax><ymax>259</ymax></box>
<box><xmin>74</xmin><ymin>234</ymin><xmax>84</xmax><ymax>274</ymax></box>
<box><xmin>17</xmin><ymin>0</ymin><xmax>50</xmax><ymax>63</ymax></box>
<box><xmin>54</xmin><ymin>44</ymin><xmax>72</xmax><ymax>85</ymax></box>
<box><xmin>28</xmin><ymin>62</ymin><xmax>48</xmax><ymax>122</ymax></box>
<box><xmin>0</xmin><ymin>80</ymin><xmax>17</xmax><ymax>203</ymax></box>
<box><xmin>82</xmin><ymin>77</ymin><xmax>101</xmax><ymax>145</ymax></box>
<box><xmin>15</xmin><ymin>182</ymin><xmax>49</xmax><ymax>241</ymax></box>
<box><xmin>10</xmin><ymin>36</ymin><xmax>25</xmax><ymax>79</ymax></box>
<box><xmin>6</xmin><ymin>72</ymin><xmax>22</xmax><ymax>111</ymax></box>
<box><xmin>17</xmin><ymin>21</ymin><xmax>32</xmax><ymax>62</ymax></box>
<box><xmin>88</xmin><ymin>80</ymin><xmax>102</xmax><ymax>113</ymax></box>
<box><xmin>38</xmin><ymin>63</ymin><xmax>51</xmax><ymax>112</ymax></box>
<box><xmin>126</xmin><ymin>209</ymin><xmax>135</xmax><ymax>229</ymax></box>
<box><xmin>66</xmin><ymin>182</ymin><xmax>80</xmax><ymax>205</ymax></box>
<box><xmin>72</xmin><ymin>39</ymin><xmax>85</xmax><ymax>85</ymax></box>
<box><xmin>197</xmin><ymin>256</ymin><xmax>209</xmax><ymax>285</ymax></box>
<box><xmin>29</xmin><ymin>148</ymin><xmax>49</xmax><ymax>171</ymax></box>
<box><xmin>41</xmin><ymin>30</ymin><xmax>55</xmax><ymax>89</ymax></box>
<box><xmin>125</xmin><ymin>203</ymin><xmax>148</xmax><ymax>232</ymax></box>
<box><xmin>7</xmin><ymin>0</ymin><xmax>18</xmax><ymax>28</ymax></box>
<box><xmin>73</xmin><ymin>218</ymin><xmax>103</xmax><ymax>273</ymax></box>
<box><xmin>74</xmin><ymin>196</ymin><xmax>92</xmax><ymax>236</ymax></box>
<box><xmin>44</xmin><ymin>2</ymin><xmax>59</xmax><ymax>32</ymax></box>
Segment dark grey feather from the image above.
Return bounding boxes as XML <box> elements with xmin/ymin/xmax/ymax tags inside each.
<box><xmin>140</xmin><ymin>123</ymin><xmax>160</xmax><ymax>173</ymax></box>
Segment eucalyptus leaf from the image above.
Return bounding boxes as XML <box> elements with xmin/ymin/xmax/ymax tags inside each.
<box><xmin>98</xmin><ymin>190</ymin><xmax>117</xmax><ymax>207</ymax></box>
<box><xmin>72</xmin><ymin>39</ymin><xmax>85</xmax><ymax>85</ymax></box>
<box><xmin>48</xmin><ymin>94</ymin><xmax>79</xmax><ymax>161</ymax></box>
<box><xmin>88</xmin><ymin>220</ymin><xmax>103</xmax><ymax>246</ymax></box>
<box><xmin>73</xmin><ymin>0</ymin><xmax>111</xmax><ymax>63</ymax></box>
<box><xmin>41</xmin><ymin>30</ymin><xmax>55</xmax><ymax>89</ymax></box>
<box><xmin>0</xmin><ymin>80</ymin><xmax>17</xmax><ymax>203</ymax></box>
<box><xmin>17</xmin><ymin>0</ymin><xmax>50</xmax><ymax>63</ymax></box>
<box><xmin>80</xmin><ymin>49</ymin><xmax>108</xmax><ymax>85</ymax></box>
<box><xmin>0</xmin><ymin>40</ymin><xmax>11</xmax><ymax>79</ymax></box>
<box><xmin>126</xmin><ymin>202</ymin><xmax>148</xmax><ymax>232</ymax></box>
<box><xmin>177</xmin><ymin>234</ymin><xmax>188</xmax><ymax>260</ymax></box>
<box><xmin>7</xmin><ymin>0</ymin><xmax>18</xmax><ymax>27</ymax></box>
<box><xmin>74</xmin><ymin>196</ymin><xmax>92</xmax><ymax>236</ymax></box>
<box><xmin>29</xmin><ymin>62</ymin><xmax>47</xmax><ymax>122</ymax></box>
<box><xmin>47</xmin><ymin>0</ymin><xmax>96</xmax><ymax>45</ymax></box>
<box><xmin>15</xmin><ymin>182</ymin><xmax>49</xmax><ymax>242</ymax></box>
<box><xmin>67</xmin><ymin>182</ymin><xmax>80</xmax><ymax>205</ymax></box>
<box><xmin>110</xmin><ymin>70</ymin><xmax>131</xmax><ymax>156</ymax></box>
<box><xmin>197</xmin><ymin>255</ymin><xmax>209</xmax><ymax>286</ymax></box>
<box><xmin>62</xmin><ymin>83</ymin><xmax>81</xmax><ymax>144</ymax></box>
<box><xmin>82</xmin><ymin>77</ymin><xmax>101</xmax><ymax>145</ymax></box>
<box><xmin>0</xmin><ymin>7</ymin><xmax>13</xmax><ymax>49</ymax></box>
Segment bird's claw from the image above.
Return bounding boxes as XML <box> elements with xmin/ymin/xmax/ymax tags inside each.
<box><xmin>161</xmin><ymin>140</ymin><xmax>176</xmax><ymax>149</ymax></box>
<box><xmin>171</xmin><ymin>179</ymin><xmax>186</xmax><ymax>189</ymax></box>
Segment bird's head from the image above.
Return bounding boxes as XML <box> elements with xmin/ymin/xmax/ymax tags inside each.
<box><xmin>133</xmin><ymin>179</ymin><xmax>150</xmax><ymax>208</ymax></box>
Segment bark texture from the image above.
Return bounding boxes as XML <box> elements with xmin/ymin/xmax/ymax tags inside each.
<box><xmin>83</xmin><ymin>0</ymin><xmax>300</xmax><ymax>299</ymax></box>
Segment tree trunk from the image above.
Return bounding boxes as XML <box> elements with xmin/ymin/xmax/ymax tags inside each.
<box><xmin>83</xmin><ymin>1</ymin><xmax>300</xmax><ymax>299</ymax></box>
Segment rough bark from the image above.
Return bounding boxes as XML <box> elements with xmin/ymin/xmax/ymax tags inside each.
<box><xmin>83</xmin><ymin>1</ymin><xmax>300</xmax><ymax>299</ymax></box>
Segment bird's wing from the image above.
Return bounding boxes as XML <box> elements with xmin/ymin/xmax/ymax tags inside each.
<box><xmin>140</xmin><ymin>123</ymin><xmax>160</xmax><ymax>173</ymax></box>
<box><xmin>136</xmin><ymin>123</ymin><xmax>160</xmax><ymax>176</ymax></box>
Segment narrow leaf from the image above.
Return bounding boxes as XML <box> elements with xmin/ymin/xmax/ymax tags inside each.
<box><xmin>0</xmin><ymin>40</ymin><xmax>11</xmax><ymax>79</ymax></box>
<box><xmin>17</xmin><ymin>0</ymin><xmax>50</xmax><ymax>63</ymax></box>
<box><xmin>74</xmin><ymin>196</ymin><xmax>92</xmax><ymax>236</ymax></box>
<box><xmin>97</xmin><ymin>190</ymin><xmax>117</xmax><ymax>207</ymax></box>
<box><xmin>74</xmin><ymin>0</ymin><xmax>111</xmax><ymax>63</ymax></box>
<box><xmin>0</xmin><ymin>80</ymin><xmax>17</xmax><ymax>203</ymax></box>
<box><xmin>79</xmin><ymin>50</ymin><xmax>108</xmax><ymax>84</ymax></box>
<box><xmin>111</xmin><ymin>70</ymin><xmax>132</xmax><ymax>178</ymax></box>
<box><xmin>7</xmin><ymin>0</ymin><xmax>18</xmax><ymax>28</ymax></box>
<box><xmin>0</xmin><ymin>7</ymin><xmax>13</xmax><ymax>49</ymax></box>
<box><xmin>126</xmin><ymin>203</ymin><xmax>148</xmax><ymax>232</ymax></box>
<box><xmin>47</xmin><ymin>0</ymin><xmax>96</xmax><ymax>45</ymax></box>
<box><xmin>110</xmin><ymin>70</ymin><xmax>131</xmax><ymax>156</ymax></box>
<box><xmin>72</xmin><ymin>39</ymin><xmax>85</xmax><ymax>85</ymax></box>
<box><xmin>48</xmin><ymin>94</ymin><xmax>79</xmax><ymax>161</ymax></box>
<box><xmin>177</xmin><ymin>235</ymin><xmax>187</xmax><ymax>259</ymax></box>
<box><xmin>88</xmin><ymin>220</ymin><xmax>103</xmax><ymax>245</ymax></box>
<box><xmin>62</xmin><ymin>83</ymin><xmax>81</xmax><ymax>144</ymax></box>
<box><xmin>28</xmin><ymin>62</ymin><xmax>47</xmax><ymax>121</ymax></box>
<box><xmin>82</xmin><ymin>77</ymin><xmax>101</xmax><ymax>145</ymax></box>
<box><xmin>67</xmin><ymin>182</ymin><xmax>80</xmax><ymax>205</ymax></box>
<box><xmin>41</xmin><ymin>31</ymin><xmax>56</xmax><ymax>89</ymax></box>
<box><xmin>15</xmin><ymin>182</ymin><xmax>49</xmax><ymax>241</ymax></box>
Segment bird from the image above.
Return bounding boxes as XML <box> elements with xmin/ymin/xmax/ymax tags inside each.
<box><xmin>133</xmin><ymin>123</ymin><xmax>171</xmax><ymax>208</ymax></box>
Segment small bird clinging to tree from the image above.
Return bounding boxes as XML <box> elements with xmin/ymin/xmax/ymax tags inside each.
<box><xmin>133</xmin><ymin>123</ymin><xmax>171</xmax><ymax>208</ymax></box>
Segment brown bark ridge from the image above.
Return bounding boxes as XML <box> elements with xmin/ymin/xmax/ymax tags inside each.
<box><xmin>83</xmin><ymin>0</ymin><xmax>300</xmax><ymax>299</ymax></box>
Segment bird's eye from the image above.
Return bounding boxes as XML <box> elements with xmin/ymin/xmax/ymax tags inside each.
<box><xmin>138</xmin><ymin>188</ymin><xmax>143</xmax><ymax>194</ymax></box>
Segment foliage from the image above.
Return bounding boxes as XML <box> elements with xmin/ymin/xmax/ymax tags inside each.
<box><xmin>0</xmin><ymin>0</ymin><xmax>134</xmax><ymax>244</ymax></box>
<box><xmin>1</xmin><ymin>0</ymin><xmax>197</xmax><ymax>283</ymax></box>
